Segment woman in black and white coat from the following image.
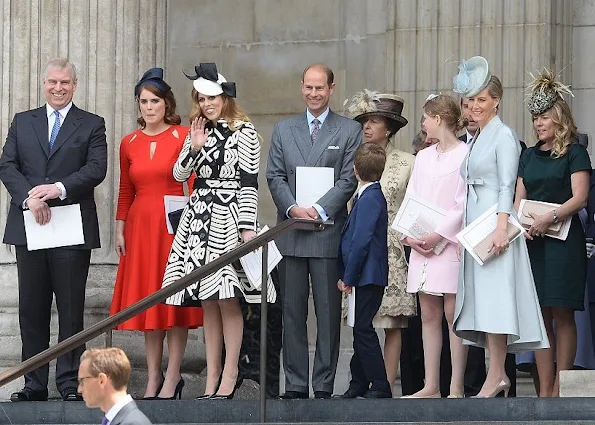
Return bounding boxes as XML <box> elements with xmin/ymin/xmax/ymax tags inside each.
<box><xmin>162</xmin><ymin>62</ymin><xmax>275</xmax><ymax>400</ymax></box>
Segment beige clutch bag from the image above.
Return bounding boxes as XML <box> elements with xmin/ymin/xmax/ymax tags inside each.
<box><xmin>518</xmin><ymin>200</ymin><xmax>562</xmax><ymax>235</ymax></box>
<box><xmin>472</xmin><ymin>222</ymin><xmax>522</xmax><ymax>263</ymax></box>
<box><xmin>409</xmin><ymin>215</ymin><xmax>447</xmax><ymax>255</ymax></box>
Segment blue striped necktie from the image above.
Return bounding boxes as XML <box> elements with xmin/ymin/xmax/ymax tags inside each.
<box><xmin>49</xmin><ymin>110</ymin><xmax>61</xmax><ymax>151</ymax></box>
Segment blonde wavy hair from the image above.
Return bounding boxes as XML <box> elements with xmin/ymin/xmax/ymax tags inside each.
<box><xmin>189</xmin><ymin>89</ymin><xmax>252</xmax><ymax>131</ymax></box>
<box><xmin>532</xmin><ymin>97</ymin><xmax>578</xmax><ymax>158</ymax></box>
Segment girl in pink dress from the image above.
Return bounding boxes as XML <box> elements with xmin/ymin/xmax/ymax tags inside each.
<box><xmin>402</xmin><ymin>94</ymin><xmax>469</xmax><ymax>398</ymax></box>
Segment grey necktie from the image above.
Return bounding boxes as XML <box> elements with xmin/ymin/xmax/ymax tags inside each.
<box><xmin>311</xmin><ymin>118</ymin><xmax>320</xmax><ymax>143</ymax></box>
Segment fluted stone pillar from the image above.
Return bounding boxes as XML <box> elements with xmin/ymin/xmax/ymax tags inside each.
<box><xmin>0</xmin><ymin>0</ymin><xmax>169</xmax><ymax>398</ymax></box>
<box><xmin>391</xmin><ymin>0</ymin><xmax>574</xmax><ymax>151</ymax></box>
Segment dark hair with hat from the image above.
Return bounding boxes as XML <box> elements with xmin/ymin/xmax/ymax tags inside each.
<box><xmin>354</xmin><ymin>142</ymin><xmax>386</xmax><ymax>182</ymax></box>
<box><xmin>135</xmin><ymin>67</ymin><xmax>181</xmax><ymax>128</ymax></box>
<box><xmin>346</xmin><ymin>90</ymin><xmax>408</xmax><ymax>138</ymax></box>
<box><xmin>134</xmin><ymin>67</ymin><xmax>171</xmax><ymax>97</ymax></box>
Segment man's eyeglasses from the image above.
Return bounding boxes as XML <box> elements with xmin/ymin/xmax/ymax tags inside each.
<box><xmin>77</xmin><ymin>375</ymin><xmax>97</xmax><ymax>386</ymax></box>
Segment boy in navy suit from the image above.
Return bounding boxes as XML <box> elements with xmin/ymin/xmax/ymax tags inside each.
<box><xmin>337</xmin><ymin>143</ymin><xmax>391</xmax><ymax>398</ymax></box>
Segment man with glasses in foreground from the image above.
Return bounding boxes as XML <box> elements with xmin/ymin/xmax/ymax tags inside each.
<box><xmin>78</xmin><ymin>348</ymin><xmax>151</xmax><ymax>425</ymax></box>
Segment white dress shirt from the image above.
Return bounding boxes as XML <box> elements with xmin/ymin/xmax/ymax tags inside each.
<box><xmin>306</xmin><ymin>107</ymin><xmax>330</xmax><ymax>134</ymax></box>
<box><xmin>105</xmin><ymin>394</ymin><xmax>134</xmax><ymax>425</ymax></box>
<box><xmin>358</xmin><ymin>181</ymin><xmax>377</xmax><ymax>198</ymax></box>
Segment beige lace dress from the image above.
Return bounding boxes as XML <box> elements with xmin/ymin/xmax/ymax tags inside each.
<box><xmin>372</xmin><ymin>146</ymin><xmax>417</xmax><ymax>329</ymax></box>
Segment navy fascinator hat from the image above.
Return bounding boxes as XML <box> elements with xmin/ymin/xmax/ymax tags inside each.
<box><xmin>134</xmin><ymin>67</ymin><xmax>171</xmax><ymax>97</ymax></box>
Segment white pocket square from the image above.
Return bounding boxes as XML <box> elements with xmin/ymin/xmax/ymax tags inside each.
<box><xmin>327</xmin><ymin>145</ymin><xmax>340</xmax><ymax>150</ymax></box>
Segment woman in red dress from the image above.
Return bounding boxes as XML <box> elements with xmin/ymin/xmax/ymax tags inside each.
<box><xmin>110</xmin><ymin>68</ymin><xmax>203</xmax><ymax>400</ymax></box>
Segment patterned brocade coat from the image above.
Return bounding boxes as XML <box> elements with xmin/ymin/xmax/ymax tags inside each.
<box><xmin>375</xmin><ymin>147</ymin><xmax>417</xmax><ymax>323</ymax></box>
<box><xmin>162</xmin><ymin>119</ymin><xmax>276</xmax><ymax>306</ymax></box>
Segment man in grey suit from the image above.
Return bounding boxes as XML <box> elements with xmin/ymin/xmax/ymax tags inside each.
<box><xmin>78</xmin><ymin>348</ymin><xmax>152</xmax><ymax>425</ymax></box>
<box><xmin>266</xmin><ymin>63</ymin><xmax>362</xmax><ymax>399</ymax></box>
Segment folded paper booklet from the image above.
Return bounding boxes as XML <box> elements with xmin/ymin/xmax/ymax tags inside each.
<box><xmin>517</xmin><ymin>199</ymin><xmax>570</xmax><ymax>241</ymax></box>
<box><xmin>392</xmin><ymin>194</ymin><xmax>448</xmax><ymax>255</ymax></box>
<box><xmin>239</xmin><ymin>226</ymin><xmax>283</xmax><ymax>289</ymax></box>
<box><xmin>23</xmin><ymin>204</ymin><xmax>85</xmax><ymax>250</ymax></box>
<box><xmin>456</xmin><ymin>203</ymin><xmax>525</xmax><ymax>266</ymax></box>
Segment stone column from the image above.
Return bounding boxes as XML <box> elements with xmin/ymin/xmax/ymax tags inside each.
<box><xmin>390</xmin><ymin>0</ymin><xmax>574</xmax><ymax>151</ymax></box>
<box><xmin>0</xmin><ymin>0</ymin><xmax>168</xmax><ymax>398</ymax></box>
<box><xmin>572</xmin><ymin>0</ymin><xmax>595</xmax><ymax>159</ymax></box>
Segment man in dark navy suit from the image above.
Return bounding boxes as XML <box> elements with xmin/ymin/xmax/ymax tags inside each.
<box><xmin>337</xmin><ymin>143</ymin><xmax>391</xmax><ymax>399</ymax></box>
<box><xmin>0</xmin><ymin>58</ymin><xmax>107</xmax><ymax>401</ymax></box>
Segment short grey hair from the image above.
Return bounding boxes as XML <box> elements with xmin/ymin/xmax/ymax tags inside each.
<box><xmin>43</xmin><ymin>58</ymin><xmax>77</xmax><ymax>82</ymax></box>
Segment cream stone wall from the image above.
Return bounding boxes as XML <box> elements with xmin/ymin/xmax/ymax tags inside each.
<box><xmin>0</xmin><ymin>0</ymin><xmax>592</xmax><ymax>397</ymax></box>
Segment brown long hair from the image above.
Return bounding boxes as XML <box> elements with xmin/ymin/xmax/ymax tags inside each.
<box><xmin>423</xmin><ymin>94</ymin><xmax>468</xmax><ymax>133</ymax></box>
<box><xmin>189</xmin><ymin>89</ymin><xmax>252</xmax><ymax>131</ymax></box>
<box><xmin>136</xmin><ymin>84</ymin><xmax>181</xmax><ymax>128</ymax></box>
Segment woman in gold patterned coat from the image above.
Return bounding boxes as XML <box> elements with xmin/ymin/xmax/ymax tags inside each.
<box><xmin>346</xmin><ymin>91</ymin><xmax>417</xmax><ymax>390</ymax></box>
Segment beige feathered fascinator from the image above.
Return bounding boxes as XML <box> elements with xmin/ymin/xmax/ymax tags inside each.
<box><xmin>526</xmin><ymin>68</ymin><xmax>573</xmax><ymax>116</ymax></box>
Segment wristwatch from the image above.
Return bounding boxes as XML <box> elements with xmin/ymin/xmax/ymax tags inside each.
<box><xmin>552</xmin><ymin>209</ymin><xmax>559</xmax><ymax>224</ymax></box>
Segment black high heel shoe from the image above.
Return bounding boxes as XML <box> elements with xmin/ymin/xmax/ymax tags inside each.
<box><xmin>156</xmin><ymin>378</ymin><xmax>185</xmax><ymax>400</ymax></box>
<box><xmin>196</xmin><ymin>373</ymin><xmax>223</xmax><ymax>400</ymax></box>
<box><xmin>141</xmin><ymin>372</ymin><xmax>164</xmax><ymax>400</ymax></box>
<box><xmin>210</xmin><ymin>376</ymin><xmax>243</xmax><ymax>400</ymax></box>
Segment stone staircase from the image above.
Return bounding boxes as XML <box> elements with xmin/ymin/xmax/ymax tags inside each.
<box><xmin>1</xmin><ymin>397</ymin><xmax>595</xmax><ymax>425</ymax></box>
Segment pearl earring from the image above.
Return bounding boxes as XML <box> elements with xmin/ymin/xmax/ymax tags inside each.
<box><xmin>386</xmin><ymin>131</ymin><xmax>390</xmax><ymax>137</ymax></box>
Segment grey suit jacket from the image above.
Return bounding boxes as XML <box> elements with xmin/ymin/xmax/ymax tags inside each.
<box><xmin>266</xmin><ymin>110</ymin><xmax>362</xmax><ymax>258</ymax></box>
<box><xmin>110</xmin><ymin>400</ymin><xmax>152</xmax><ymax>425</ymax></box>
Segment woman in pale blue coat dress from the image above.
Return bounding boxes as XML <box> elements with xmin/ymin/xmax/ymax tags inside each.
<box><xmin>452</xmin><ymin>57</ymin><xmax>549</xmax><ymax>398</ymax></box>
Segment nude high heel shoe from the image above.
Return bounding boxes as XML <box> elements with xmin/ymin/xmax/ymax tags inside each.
<box><xmin>402</xmin><ymin>391</ymin><xmax>441</xmax><ymax>399</ymax></box>
<box><xmin>472</xmin><ymin>377</ymin><xmax>511</xmax><ymax>398</ymax></box>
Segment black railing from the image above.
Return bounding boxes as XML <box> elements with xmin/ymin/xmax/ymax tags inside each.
<box><xmin>0</xmin><ymin>217</ymin><xmax>328</xmax><ymax>423</ymax></box>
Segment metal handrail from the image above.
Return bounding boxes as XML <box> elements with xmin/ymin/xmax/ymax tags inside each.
<box><xmin>0</xmin><ymin>217</ymin><xmax>327</xmax><ymax>422</ymax></box>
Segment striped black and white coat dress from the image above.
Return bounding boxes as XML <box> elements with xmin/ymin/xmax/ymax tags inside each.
<box><xmin>162</xmin><ymin>119</ymin><xmax>276</xmax><ymax>305</ymax></box>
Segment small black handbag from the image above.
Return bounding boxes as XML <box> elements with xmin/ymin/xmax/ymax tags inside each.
<box><xmin>168</xmin><ymin>209</ymin><xmax>184</xmax><ymax>233</ymax></box>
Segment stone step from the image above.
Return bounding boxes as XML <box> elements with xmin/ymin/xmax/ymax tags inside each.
<box><xmin>1</xmin><ymin>397</ymin><xmax>595</xmax><ymax>424</ymax></box>
<box><xmin>560</xmin><ymin>370</ymin><xmax>595</xmax><ymax>397</ymax></box>
<box><xmin>22</xmin><ymin>423</ymin><xmax>595</xmax><ymax>425</ymax></box>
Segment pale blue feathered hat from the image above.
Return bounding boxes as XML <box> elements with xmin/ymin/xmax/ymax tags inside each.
<box><xmin>452</xmin><ymin>56</ymin><xmax>491</xmax><ymax>98</ymax></box>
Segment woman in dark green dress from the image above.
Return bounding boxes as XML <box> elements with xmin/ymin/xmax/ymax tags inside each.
<box><xmin>514</xmin><ymin>69</ymin><xmax>591</xmax><ymax>397</ymax></box>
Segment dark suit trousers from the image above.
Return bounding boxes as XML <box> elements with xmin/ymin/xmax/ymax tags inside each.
<box><xmin>349</xmin><ymin>284</ymin><xmax>391</xmax><ymax>394</ymax></box>
<box><xmin>279</xmin><ymin>256</ymin><xmax>341</xmax><ymax>393</ymax></box>
<box><xmin>16</xmin><ymin>246</ymin><xmax>91</xmax><ymax>393</ymax></box>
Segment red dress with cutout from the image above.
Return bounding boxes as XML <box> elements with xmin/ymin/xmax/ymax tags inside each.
<box><xmin>110</xmin><ymin>125</ymin><xmax>203</xmax><ymax>330</ymax></box>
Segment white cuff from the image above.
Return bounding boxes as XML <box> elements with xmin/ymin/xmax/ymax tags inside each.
<box><xmin>286</xmin><ymin>204</ymin><xmax>297</xmax><ymax>218</ymax></box>
<box><xmin>55</xmin><ymin>182</ymin><xmax>67</xmax><ymax>200</ymax></box>
<box><xmin>313</xmin><ymin>204</ymin><xmax>329</xmax><ymax>221</ymax></box>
